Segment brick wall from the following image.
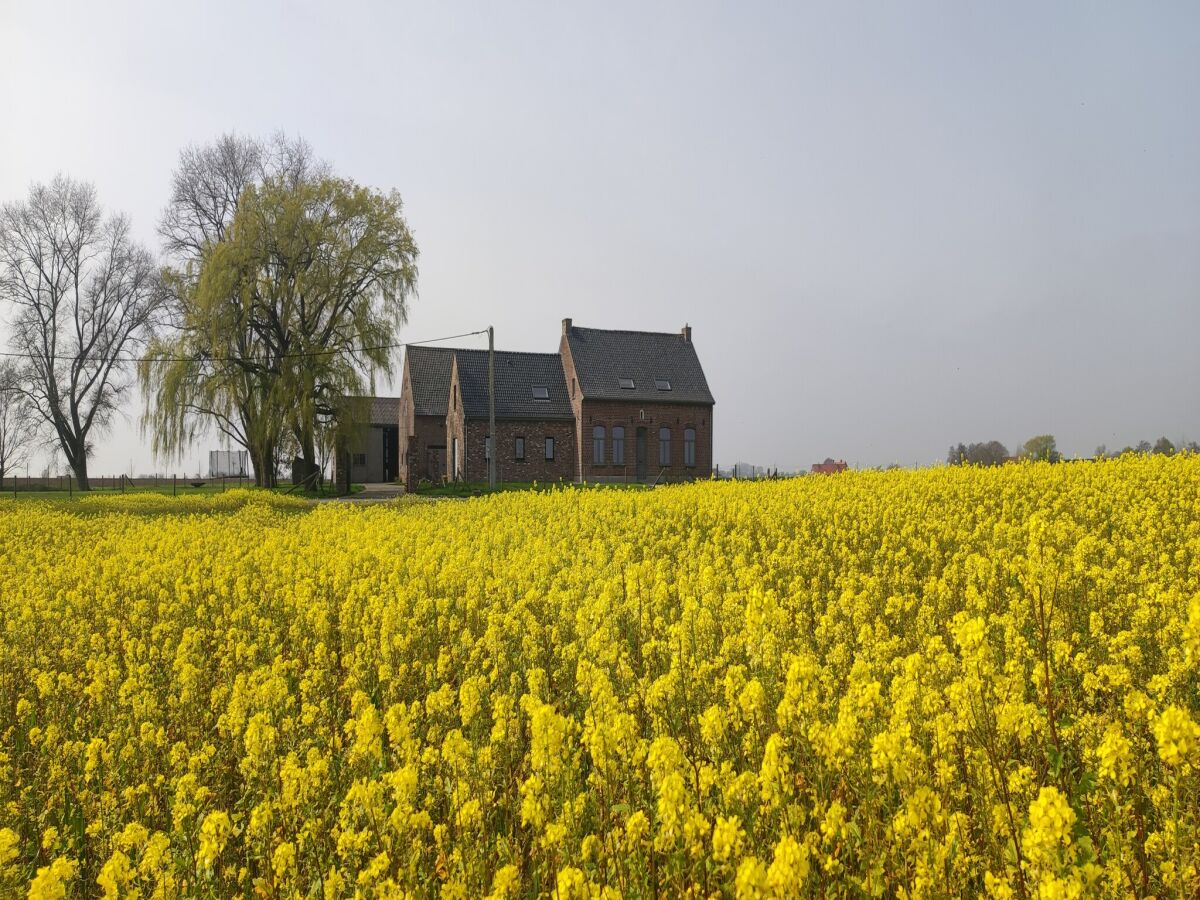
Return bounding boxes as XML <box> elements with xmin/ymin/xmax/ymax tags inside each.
<box><xmin>448</xmin><ymin>417</ymin><xmax>576</xmax><ymax>483</ymax></box>
<box><xmin>491</xmin><ymin>420</ymin><xmax>577</xmax><ymax>484</ymax></box>
<box><xmin>577</xmin><ymin>399</ymin><xmax>713</xmax><ymax>482</ymax></box>
<box><xmin>404</xmin><ymin>415</ymin><xmax>447</xmax><ymax>485</ymax></box>
<box><xmin>559</xmin><ymin>335</ymin><xmax>712</xmax><ymax>483</ymax></box>
<box><xmin>398</xmin><ymin>369</ymin><xmax>414</xmax><ymax>484</ymax></box>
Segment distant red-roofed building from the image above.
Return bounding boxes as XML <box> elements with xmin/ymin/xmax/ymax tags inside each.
<box><xmin>811</xmin><ymin>458</ymin><xmax>848</xmax><ymax>475</ymax></box>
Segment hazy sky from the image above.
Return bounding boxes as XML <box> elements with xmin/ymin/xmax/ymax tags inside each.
<box><xmin>2</xmin><ymin>1</ymin><xmax>1198</xmax><ymax>474</ymax></box>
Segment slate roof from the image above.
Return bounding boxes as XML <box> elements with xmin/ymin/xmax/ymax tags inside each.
<box><xmin>565</xmin><ymin>326</ymin><xmax>715</xmax><ymax>405</ymax></box>
<box><xmin>454</xmin><ymin>350</ymin><xmax>574</xmax><ymax>420</ymax></box>
<box><xmin>336</xmin><ymin>395</ymin><xmax>399</xmax><ymax>426</ymax></box>
<box><xmin>404</xmin><ymin>346</ymin><xmax>457</xmax><ymax>417</ymax></box>
<box><xmin>368</xmin><ymin>396</ymin><xmax>400</xmax><ymax>426</ymax></box>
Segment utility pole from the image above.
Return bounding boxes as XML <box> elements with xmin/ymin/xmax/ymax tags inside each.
<box><xmin>488</xmin><ymin>325</ymin><xmax>496</xmax><ymax>490</ymax></box>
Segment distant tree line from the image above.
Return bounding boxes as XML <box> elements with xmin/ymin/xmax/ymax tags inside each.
<box><xmin>0</xmin><ymin>133</ymin><xmax>418</xmax><ymax>489</ymax></box>
<box><xmin>947</xmin><ymin>440</ymin><xmax>1010</xmax><ymax>467</ymax></box>
<box><xmin>946</xmin><ymin>435</ymin><xmax>1062</xmax><ymax>465</ymax></box>
<box><xmin>949</xmin><ymin>433</ymin><xmax>1198</xmax><ymax>467</ymax></box>
<box><xmin>1094</xmin><ymin>437</ymin><xmax>1198</xmax><ymax>459</ymax></box>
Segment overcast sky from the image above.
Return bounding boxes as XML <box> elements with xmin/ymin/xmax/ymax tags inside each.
<box><xmin>2</xmin><ymin>1</ymin><xmax>1198</xmax><ymax>474</ymax></box>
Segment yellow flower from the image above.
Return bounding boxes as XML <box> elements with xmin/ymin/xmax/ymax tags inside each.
<box><xmin>1022</xmin><ymin>786</ymin><xmax>1075</xmax><ymax>871</ymax></box>
<box><xmin>486</xmin><ymin>864</ymin><xmax>520</xmax><ymax>899</ymax></box>
<box><xmin>1095</xmin><ymin>726</ymin><xmax>1133</xmax><ymax>785</ymax></box>
<box><xmin>272</xmin><ymin>841</ymin><xmax>296</xmax><ymax>882</ymax></box>
<box><xmin>197</xmin><ymin>810</ymin><xmax>233</xmax><ymax>871</ymax></box>
<box><xmin>0</xmin><ymin>828</ymin><xmax>19</xmax><ymax>869</ymax></box>
<box><xmin>766</xmin><ymin>835</ymin><xmax>809</xmax><ymax>893</ymax></box>
<box><xmin>735</xmin><ymin>856</ymin><xmax>768</xmax><ymax>899</ymax></box>
<box><xmin>1151</xmin><ymin>705</ymin><xmax>1199</xmax><ymax>767</ymax></box>
<box><xmin>96</xmin><ymin>850</ymin><xmax>132</xmax><ymax>899</ymax></box>
<box><xmin>28</xmin><ymin>857</ymin><xmax>78</xmax><ymax>900</ymax></box>
<box><xmin>712</xmin><ymin>815</ymin><xmax>744</xmax><ymax>864</ymax></box>
<box><xmin>624</xmin><ymin>810</ymin><xmax>650</xmax><ymax>850</ymax></box>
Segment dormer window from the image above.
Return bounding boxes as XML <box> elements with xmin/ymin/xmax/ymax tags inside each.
<box><xmin>532</xmin><ymin>386</ymin><xmax>549</xmax><ymax>400</ymax></box>
<box><xmin>655</xmin><ymin>379</ymin><xmax>672</xmax><ymax>391</ymax></box>
<box><xmin>618</xmin><ymin>378</ymin><xmax>635</xmax><ymax>390</ymax></box>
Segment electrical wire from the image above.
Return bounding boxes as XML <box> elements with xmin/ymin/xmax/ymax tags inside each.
<box><xmin>0</xmin><ymin>328</ymin><xmax>488</xmax><ymax>365</ymax></box>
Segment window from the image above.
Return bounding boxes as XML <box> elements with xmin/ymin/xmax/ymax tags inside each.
<box><xmin>572</xmin><ymin>378</ymin><xmax>577</xmax><ymax>397</ymax></box>
<box><xmin>352</xmin><ymin>453</ymin><xmax>367</xmax><ymax>466</ymax></box>
<box><xmin>515</xmin><ymin>436</ymin><xmax>525</xmax><ymax>460</ymax></box>
<box><xmin>612</xmin><ymin>426</ymin><xmax>625</xmax><ymax>465</ymax></box>
<box><xmin>659</xmin><ymin>427</ymin><xmax>671</xmax><ymax>466</ymax></box>
<box><xmin>545</xmin><ymin>436</ymin><xmax>555</xmax><ymax>460</ymax></box>
<box><xmin>618</xmin><ymin>377</ymin><xmax>635</xmax><ymax>390</ymax></box>
<box><xmin>655</xmin><ymin>379</ymin><xmax>672</xmax><ymax>391</ymax></box>
<box><xmin>684</xmin><ymin>428</ymin><xmax>696</xmax><ymax>466</ymax></box>
<box><xmin>532</xmin><ymin>386</ymin><xmax>549</xmax><ymax>401</ymax></box>
<box><xmin>593</xmin><ymin>425</ymin><xmax>605</xmax><ymax>465</ymax></box>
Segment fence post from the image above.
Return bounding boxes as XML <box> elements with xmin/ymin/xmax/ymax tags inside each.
<box><xmin>69</xmin><ymin>476</ymin><xmax>72</xmax><ymax>499</ymax></box>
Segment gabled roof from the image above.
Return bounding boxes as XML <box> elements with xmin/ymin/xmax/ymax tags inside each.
<box><xmin>368</xmin><ymin>396</ymin><xmax>400</xmax><ymax>426</ymax></box>
<box><xmin>405</xmin><ymin>345</ymin><xmax>457</xmax><ymax>417</ymax></box>
<box><xmin>565</xmin><ymin>326</ymin><xmax>715</xmax><ymax>405</ymax></box>
<box><xmin>454</xmin><ymin>350</ymin><xmax>573</xmax><ymax>420</ymax></box>
<box><xmin>336</xmin><ymin>395</ymin><xmax>399</xmax><ymax>426</ymax></box>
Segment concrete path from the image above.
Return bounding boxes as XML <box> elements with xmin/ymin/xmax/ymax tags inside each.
<box><xmin>332</xmin><ymin>482</ymin><xmax>407</xmax><ymax>503</ymax></box>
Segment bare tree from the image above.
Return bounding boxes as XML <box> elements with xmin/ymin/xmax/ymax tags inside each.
<box><xmin>0</xmin><ymin>361</ymin><xmax>38</xmax><ymax>490</ymax></box>
<box><xmin>0</xmin><ymin>176</ymin><xmax>163</xmax><ymax>490</ymax></box>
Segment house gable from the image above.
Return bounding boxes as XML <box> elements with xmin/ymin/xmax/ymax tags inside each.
<box><xmin>562</xmin><ymin>322</ymin><xmax>714</xmax><ymax>406</ymax></box>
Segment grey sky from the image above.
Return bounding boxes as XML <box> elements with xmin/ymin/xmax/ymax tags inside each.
<box><xmin>2</xmin><ymin>1</ymin><xmax>1197</xmax><ymax>475</ymax></box>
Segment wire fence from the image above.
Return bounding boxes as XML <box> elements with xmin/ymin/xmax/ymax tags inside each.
<box><xmin>1</xmin><ymin>473</ymin><xmax>257</xmax><ymax>496</ymax></box>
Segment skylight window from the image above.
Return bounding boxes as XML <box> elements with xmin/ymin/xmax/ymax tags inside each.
<box><xmin>618</xmin><ymin>378</ymin><xmax>635</xmax><ymax>389</ymax></box>
<box><xmin>655</xmin><ymin>379</ymin><xmax>672</xmax><ymax>391</ymax></box>
<box><xmin>532</xmin><ymin>386</ymin><xmax>550</xmax><ymax>400</ymax></box>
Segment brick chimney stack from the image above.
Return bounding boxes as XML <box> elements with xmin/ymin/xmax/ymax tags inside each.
<box><xmin>682</xmin><ymin>323</ymin><xmax>692</xmax><ymax>343</ymax></box>
<box><xmin>562</xmin><ymin>317</ymin><xmax>573</xmax><ymax>335</ymax></box>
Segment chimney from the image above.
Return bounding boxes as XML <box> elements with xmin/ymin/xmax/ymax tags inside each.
<box><xmin>681</xmin><ymin>323</ymin><xmax>692</xmax><ymax>343</ymax></box>
<box><xmin>562</xmin><ymin>317</ymin><xmax>573</xmax><ymax>335</ymax></box>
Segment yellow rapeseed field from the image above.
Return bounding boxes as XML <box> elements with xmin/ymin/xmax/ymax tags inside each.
<box><xmin>1</xmin><ymin>455</ymin><xmax>1198</xmax><ymax>898</ymax></box>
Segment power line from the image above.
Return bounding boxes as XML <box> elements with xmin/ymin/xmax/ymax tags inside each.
<box><xmin>0</xmin><ymin>328</ymin><xmax>488</xmax><ymax>365</ymax></box>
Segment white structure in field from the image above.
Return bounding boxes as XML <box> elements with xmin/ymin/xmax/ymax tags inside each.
<box><xmin>208</xmin><ymin>449</ymin><xmax>249</xmax><ymax>477</ymax></box>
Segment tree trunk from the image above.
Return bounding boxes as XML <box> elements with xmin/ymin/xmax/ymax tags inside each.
<box><xmin>251</xmin><ymin>445</ymin><xmax>275</xmax><ymax>489</ymax></box>
<box><xmin>72</xmin><ymin>456</ymin><xmax>91</xmax><ymax>492</ymax></box>
<box><xmin>297</xmin><ymin>426</ymin><xmax>319</xmax><ymax>491</ymax></box>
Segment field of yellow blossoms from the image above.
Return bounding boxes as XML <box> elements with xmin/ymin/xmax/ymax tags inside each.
<box><xmin>1</xmin><ymin>455</ymin><xmax>1199</xmax><ymax>898</ymax></box>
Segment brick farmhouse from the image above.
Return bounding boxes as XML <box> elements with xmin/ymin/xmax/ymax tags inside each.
<box><xmin>377</xmin><ymin>319</ymin><xmax>714</xmax><ymax>487</ymax></box>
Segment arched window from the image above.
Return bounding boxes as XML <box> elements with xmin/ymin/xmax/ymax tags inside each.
<box><xmin>593</xmin><ymin>425</ymin><xmax>606</xmax><ymax>465</ymax></box>
<box><xmin>684</xmin><ymin>427</ymin><xmax>696</xmax><ymax>467</ymax></box>
<box><xmin>612</xmin><ymin>426</ymin><xmax>625</xmax><ymax>465</ymax></box>
<box><xmin>659</xmin><ymin>427</ymin><xmax>671</xmax><ymax>466</ymax></box>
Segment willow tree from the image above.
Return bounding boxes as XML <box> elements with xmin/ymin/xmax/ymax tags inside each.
<box><xmin>142</xmin><ymin>135</ymin><xmax>417</xmax><ymax>486</ymax></box>
<box><xmin>232</xmin><ymin>174</ymin><xmax>417</xmax><ymax>483</ymax></box>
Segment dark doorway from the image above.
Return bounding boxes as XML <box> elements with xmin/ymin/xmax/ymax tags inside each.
<box><xmin>635</xmin><ymin>427</ymin><xmax>648</xmax><ymax>481</ymax></box>
<box><xmin>382</xmin><ymin>425</ymin><xmax>400</xmax><ymax>482</ymax></box>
